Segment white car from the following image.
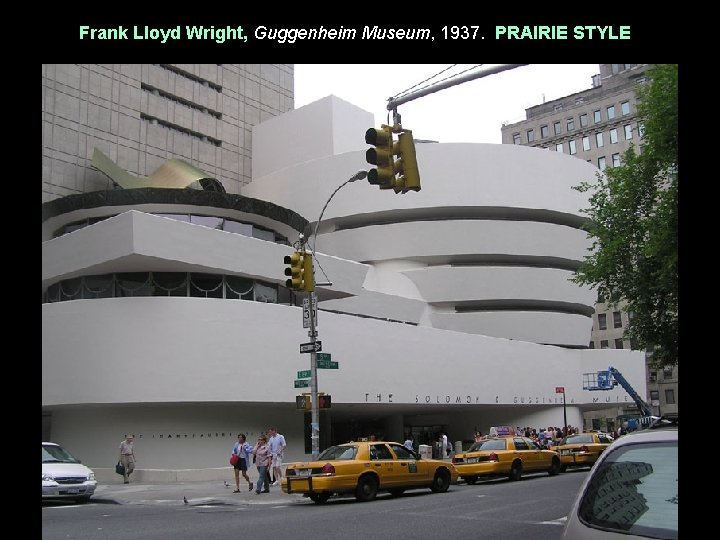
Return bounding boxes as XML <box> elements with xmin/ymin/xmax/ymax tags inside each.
<box><xmin>561</xmin><ymin>415</ymin><xmax>678</xmax><ymax>539</ymax></box>
<box><xmin>42</xmin><ymin>442</ymin><xmax>97</xmax><ymax>503</ymax></box>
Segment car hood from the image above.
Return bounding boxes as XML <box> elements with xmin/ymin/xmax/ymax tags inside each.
<box><xmin>43</xmin><ymin>462</ymin><xmax>94</xmax><ymax>477</ymax></box>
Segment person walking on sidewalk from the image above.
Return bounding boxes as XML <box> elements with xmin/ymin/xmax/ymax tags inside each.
<box><xmin>252</xmin><ymin>435</ymin><xmax>272</xmax><ymax>494</ymax></box>
<box><xmin>231</xmin><ymin>433</ymin><xmax>253</xmax><ymax>493</ymax></box>
<box><xmin>267</xmin><ymin>426</ymin><xmax>286</xmax><ymax>486</ymax></box>
<box><xmin>118</xmin><ymin>434</ymin><xmax>136</xmax><ymax>484</ymax></box>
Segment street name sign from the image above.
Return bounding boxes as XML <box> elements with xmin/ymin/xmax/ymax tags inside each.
<box><xmin>294</xmin><ymin>379</ymin><xmax>310</xmax><ymax>388</ymax></box>
<box><xmin>317</xmin><ymin>359</ymin><xmax>339</xmax><ymax>369</ymax></box>
<box><xmin>297</xmin><ymin>370</ymin><xmax>311</xmax><ymax>379</ymax></box>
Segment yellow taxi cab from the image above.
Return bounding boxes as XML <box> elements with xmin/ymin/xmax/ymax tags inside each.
<box><xmin>451</xmin><ymin>435</ymin><xmax>561</xmax><ymax>483</ymax></box>
<box><xmin>281</xmin><ymin>440</ymin><xmax>458</xmax><ymax>503</ymax></box>
<box><xmin>555</xmin><ymin>431</ymin><xmax>614</xmax><ymax>472</ymax></box>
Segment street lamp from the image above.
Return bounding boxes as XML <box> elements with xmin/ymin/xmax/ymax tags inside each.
<box><xmin>304</xmin><ymin>170</ymin><xmax>367</xmax><ymax>460</ymax></box>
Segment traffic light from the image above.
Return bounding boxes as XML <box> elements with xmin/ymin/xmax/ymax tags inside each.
<box><xmin>302</xmin><ymin>250</ymin><xmax>314</xmax><ymax>292</ymax></box>
<box><xmin>318</xmin><ymin>395</ymin><xmax>332</xmax><ymax>409</ymax></box>
<box><xmin>296</xmin><ymin>395</ymin><xmax>310</xmax><ymax>410</ymax></box>
<box><xmin>365</xmin><ymin>125</ymin><xmax>398</xmax><ymax>190</ymax></box>
<box><xmin>395</xmin><ymin>130</ymin><xmax>421</xmax><ymax>193</ymax></box>
<box><xmin>365</xmin><ymin>125</ymin><xmax>421</xmax><ymax>193</ymax></box>
<box><xmin>284</xmin><ymin>251</ymin><xmax>305</xmax><ymax>290</ymax></box>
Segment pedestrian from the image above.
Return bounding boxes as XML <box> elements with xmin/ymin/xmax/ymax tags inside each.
<box><xmin>440</xmin><ymin>432</ymin><xmax>449</xmax><ymax>458</ymax></box>
<box><xmin>403</xmin><ymin>434</ymin><xmax>414</xmax><ymax>451</ymax></box>
<box><xmin>252</xmin><ymin>435</ymin><xmax>272</xmax><ymax>494</ymax></box>
<box><xmin>473</xmin><ymin>431</ymin><xmax>483</xmax><ymax>443</ymax></box>
<box><xmin>118</xmin><ymin>434</ymin><xmax>136</xmax><ymax>484</ymax></box>
<box><xmin>231</xmin><ymin>433</ymin><xmax>253</xmax><ymax>493</ymax></box>
<box><xmin>267</xmin><ymin>426</ymin><xmax>286</xmax><ymax>486</ymax></box>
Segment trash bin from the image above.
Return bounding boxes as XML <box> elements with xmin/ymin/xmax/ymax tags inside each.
<box><xmin>418</xmin><ymin>444</ymin><xmax>432</xmax><ymax>460</ymax></box>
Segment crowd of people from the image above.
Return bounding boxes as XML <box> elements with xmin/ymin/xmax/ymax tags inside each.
<box><xmin>230</xmin><ymin>426</ymin><xmax>286</xmax><ymax>494</ymax></box>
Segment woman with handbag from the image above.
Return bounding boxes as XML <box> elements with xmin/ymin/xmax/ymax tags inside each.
<box><xmin>252</xmin><ymin>435</ymin><xmax>272</xmax><ymax>494</ymax></box>
<box><xmin>231</xmin><ymin>433</ymin><xmax>253</xmax><ymax>493</ymax></box>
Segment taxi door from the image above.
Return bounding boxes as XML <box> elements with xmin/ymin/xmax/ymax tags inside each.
<box><xmin>369</xmin><ymin>443</ymin><xmax>400</xmax><ymax>487</ymax></box>
<box><xmin>513</xmin><ymin>437</ymin><xmax>543</xmax><ymax>471</ymax></box>
<box><xmin>388</xmin><ymin>443</ymin><xmax>426</xmax><ymax>487</ymax></box>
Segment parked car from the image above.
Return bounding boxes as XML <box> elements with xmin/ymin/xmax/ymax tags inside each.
<box><xmin>281</xmin><ymin>440</ymin><xmax>458</xmax><ymax>503</ymax></box>
<box><xmin>42</xmin><ymin>442</ymin><xmax>97</xmax><ymax>503</ymax></box>
<box><xmin>555</xmin><ymin>432</ymin><xmax>614</xmax><ymax>472</ymax></box>
<box><xmin>451</xmin><ymin>435</ymin><xmax>561</xmax><ymax>483</ymax></box>
<box><xmin>561</xmin><ymin>415</ymin><xmax>678</xmax><ymax>539</ymax></box>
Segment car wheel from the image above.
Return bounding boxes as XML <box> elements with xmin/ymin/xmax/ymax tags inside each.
<box><xmin>389</xmin><ymin>489</ymin><xmax>405</xmax><ymax>497</ymax></box>
<box><xmin>509</xmin><ymin>461</ymin><xmax>522</xmax><ymax>481</ymax></box>
<box><xmin>464</xmin><ymin>476</ymin><xmax>478</xmax><ymax>485</ymax></box>
<box><xmin>548</xmin><ymin>456</ymin><xmax>561</xmax><ymax>476</ymax></box>
<box><xmin>355</xmin><ymin>475</ymin><xmax>378</xmax><ymax>502</ymax></box>
<box><xmin>309</xmin><ymin>492</ymin><xmax>331</xmax><ymax>504</ymax></box>
<box><xmin>430</xmin><ymin>469</ymin><xmax>450</xmax><ymax>492</ymax></box>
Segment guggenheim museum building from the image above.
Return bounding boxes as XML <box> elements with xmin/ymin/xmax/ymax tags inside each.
<box><xmin>42</xmin><ymin>65</ymin><xmax>645</xmax><ymax>481</ymax></box>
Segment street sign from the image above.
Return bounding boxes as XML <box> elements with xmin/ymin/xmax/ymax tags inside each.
<box><xmin>317</xmin><ymin>359</ymin><xmax>339</xmax><ymax>369</ymax></box>
<box><xmin>297</xmin><ymin>370</ymin><xmax>311</xmax><ymax>379</ymax></box>
<box><xmin>316</xmin><ymin>353</ymin><xmax>331</xmax><ymax>362</ymax></box>
<box><xmin>294</xmin><ymin>379</ymin><xmax>310</xmax><ymax>388</ymax></box>
<box><xmin>302</xmin><ymin>297</ymin><xmax>317</xmax><ymax>329</ymax></box>
<box><xmin>555</xmin><ymin>387</ymin><xmax>565</xmax><ymax>393</ymax></box>
<box><xmin>300</xmin><ymin>341</ymin><xmax>322</xmax><ymax>353</ymax></box>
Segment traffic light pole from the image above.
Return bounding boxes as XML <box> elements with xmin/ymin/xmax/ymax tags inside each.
<box><xmin>308</xmin><ymin>288</ymin><xmax>320</xmax><ymax>460</ymax></box>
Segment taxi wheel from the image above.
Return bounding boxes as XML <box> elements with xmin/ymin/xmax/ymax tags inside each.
<box><xmin>431</xmin><ymin>469</ymin><xmax>451</xmax><ymax>492</ymax></box>
<box><xmin>355</xmin><ymin>475</ymin><xmax>378</xmax><ymax>502</ymax></box>
<box><xmin>548</xmin><ymin>457</ymin><xmax>561</xmax><ymax>476</ymax></box>
<box><xmin>309</xmin><ymin>493</ymin><xmax>331</xmax><ymax>504</ymax></box>
<box><xmin>509</xmin><ymin>461</ymin><xmax>522</xmax><ymax>481</ymax></box>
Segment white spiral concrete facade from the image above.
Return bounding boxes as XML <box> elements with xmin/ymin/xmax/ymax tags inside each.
<box><xmin>42</xmin><ymin>96</ymin><xmax>646</xmax><ymax>481</ymax></box>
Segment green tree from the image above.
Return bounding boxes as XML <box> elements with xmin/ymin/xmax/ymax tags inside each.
<box><xmin>574</xmin><ymin>64</ymin><xmax>677</xmax><ymax>367</ymax></box>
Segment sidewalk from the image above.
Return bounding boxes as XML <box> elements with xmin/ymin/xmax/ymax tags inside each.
<box><xmin>94</xmin><ymin>480</ymin><xmax>308</xmax><ymax>506</ymax></box>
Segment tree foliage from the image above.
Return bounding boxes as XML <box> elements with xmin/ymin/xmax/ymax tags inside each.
<box><xmin>574</xmin><ymin>64</ymin><xmax>677</xmax><ymax>366</ymax></box>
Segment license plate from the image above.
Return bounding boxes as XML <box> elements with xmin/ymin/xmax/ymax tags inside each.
<box><xmin>67</xmin><ymin>488</ymin><xmax>79</xmax><ymax>494</ymax></box>
<box><xmin>295</xmin><ymin>469</ymin><xmax>310</xmax><ymax>477</ymax></box>
<box><xmin>466</xmin><ymin>457</ymin><xmax>478</xmax><ymax>464</ymax></box>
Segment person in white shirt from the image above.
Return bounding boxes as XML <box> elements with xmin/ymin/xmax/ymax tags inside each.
<box><xmin>267</xmin><ymin>426</ymin><xmax>286</xmax><ymax>486</ymax></box>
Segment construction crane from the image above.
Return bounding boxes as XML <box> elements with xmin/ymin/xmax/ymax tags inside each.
<box><xmin>583</xmin><ymin>366</ymin><xmax>657</xmax><ymax>429</ymax></box>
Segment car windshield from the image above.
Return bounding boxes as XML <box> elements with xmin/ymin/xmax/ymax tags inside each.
<box><xmin>563</xmin><ymin>434</ymin><xmax>594</xmax><ymax>445</ymax></box>
<box><xmin>317</xmin><ymin>445</ymin><xmax>358</xmax><ymax>460</ymax></box>
<box><xmin>42</xmin><ymin>444</ymin><xmax>80</xmax><ymax>464</ymax></box>
<box><xmin>578</xmin><ymin>440</ymin><xmax>678</xmax><ymax>539</ymax></box>
<box><xmin>468</xmin><ymin>439</ymin><xmax>507</xmax><ymax>452</ymax></box>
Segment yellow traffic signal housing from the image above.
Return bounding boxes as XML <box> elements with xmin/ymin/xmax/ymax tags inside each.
<box><xmin>284</xmin><ymin>251</ymin><xmax>305</xmax><ymax>290</ymax></box>
<box><xmin>302</xmin><ymin>251</ymin><xmax>315</xmax><ymax>292</ymax></box>
<box><xmin>395</xmin><ymin>130</ymin><xmax>421</xmax><ymax>193</ymax></box>
<box><xmin>365</xmin><ymin>125</ymin><xmax>398</xmax><ymax>190</ymax></box>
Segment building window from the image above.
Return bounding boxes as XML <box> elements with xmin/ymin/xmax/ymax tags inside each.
<box><xmin>556</xmin><ymin>143</ymin><xmax>564</xmax><ymax>153</ymax></box>
<box><xmin>596</xmin><ymin>132</ymin><xmax>604</xmax><ymax>147</ymax></box>
<box><xmin>567</xmin><ymin>118</ymin><xmax>575</xmax><ymax>132</ymax></box>
<box><xmin>593</xmin><ymin>109</ymin><xmax>602</xmax><ymax>123</ymax></box>
<box><xmin>607</xmin><ymin>105</ymin><xmax>616</xmax><ymax>120</ymax></box>
<box><xmin>621</xmin><ymin>101</ymin><xmax>631</xmax><ymax>115</ymax></box>
<box><xmin>610</xmin><ymin>128</ymin><xmax>618</xmax><ymax>144</ymax></box>
<box><xmin>614</xmin><ymin>338</ymin><xmax>624</xmax><ymax>349</ymax></box>
<box><xmin>553</xmin><ymin>103</ymin><xmax>563</xmax><ymax>112</ymax></box>
<box><xmin>600</xmin><ymin>340</ymin><xmax>609</xmax><ymax>349</ymax></box>
<box><xmin>611</xmin><ymin>64</ymin><xmax>626</xmax><ymax>74</ymax></box>
<box><xmin>553</xmin><ymin>121</ymin><xmax>561</xmax><ymax>135</ymax></box>
<box><xmin>513</xmin><ymin>133</ymin><xmax>521</xmax><ymax>145</ymax></box>
<box><xmin>598</xmin><ymin>313</ymin><xmax>607</xmax><ymax>330</ymax></box>
<box><xmin>624</xmin><ymin>124</ymin><xmax>633</xmax><ymax>140</ymax></box>
<box><xmin>569</xmin><ymin>140</ymin><xmax>577</xmax><ymax>155</ymax></box>
<box><xmin>664</xmin><ymin>389</ymin><xmax>675</xmax><ymax>404</ymax></box>
<box><xmin>540</xmin><ymin>125</ymin><xmax>549</xmax><ymax>138</ymax></box>
<box><xmin>650</xmin><ymin>390</ymin><xmax>659</xmax><ymax>400</ymax></box>
<box><xmin>579</xmin><ymin>113</ymin><xmax>588</xmax><ymax>128</ymax></box>
<box><xmin>613</xmin><ymin>311</ymin><xmax>622</xmax><ymax>328</ymax></box>
<box><xmin>612</xmin><ymin>153</ymin><xmax>621</xmax><ymax>167</ymax></box>
<box><xmin>582</xmin><ymin>136</ymin><xmax>590</xmax><ymax>151</ymax></box>
<box><xmin>589</xmin><ymin>341</ymin><xmax>595</xmax><ymax>349</ymax></box>
<box><xmin>598</xmin><ymin>156</ymin><xmax>607</xmax><ymax>170</ymax></box>
<box><xmin>663</xmin><ymin>365</ymin><xmax>673</xmax><ymax>378</ymax></box>
<box><xmin>527</xmin><ymin>129</ymin><xmax>535</xmax><ymax>143</ymax></box>
<box><xmin>649</xmin><ymin>371</ymin><xmax>657</xmax><ymax>382</ymax></box>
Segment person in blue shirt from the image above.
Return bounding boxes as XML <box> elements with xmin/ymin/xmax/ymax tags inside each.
<box><xmin>231</xmin><ymin>433</ymin><xmax>253</xmax><ymax>492</ymax></box>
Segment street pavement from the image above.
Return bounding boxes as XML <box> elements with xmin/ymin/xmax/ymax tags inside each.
<box><xmin>93</xmin><ymin>479</ymin><xmax>307</xmax><ymax>506</ymax></box>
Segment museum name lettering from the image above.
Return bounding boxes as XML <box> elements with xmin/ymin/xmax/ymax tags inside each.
<box><xmin>364</xmin><ymin>393</ymin><xmax>633</xmax><ymax>404</ymax></box>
